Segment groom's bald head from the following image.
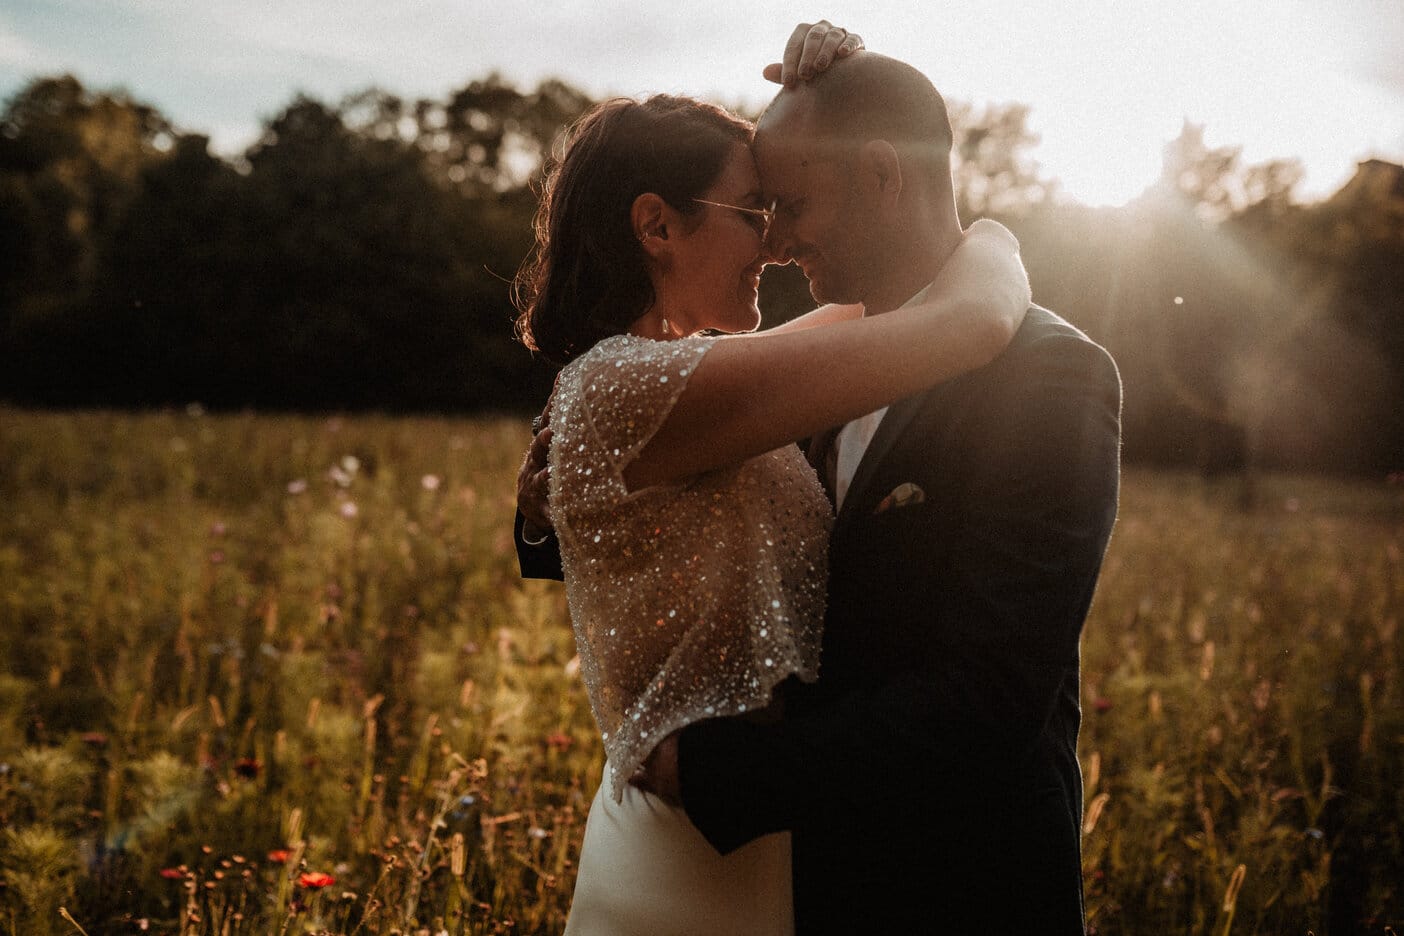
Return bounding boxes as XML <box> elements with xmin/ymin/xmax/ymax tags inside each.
<box><xmin>756</xmin><ymin>51</ymin><xmax>954</xmax><ymax>184</ymax></box>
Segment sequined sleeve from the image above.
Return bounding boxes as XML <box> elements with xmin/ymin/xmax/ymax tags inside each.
<box><xmin>573</xmin><ymin>334</ymin><xmax>716</xmax><ymax>494</ymax></box>
<box><xmin>548</xmin><ymin>335</ymin><xmax>831</xmax><ymax>801</ymax></box>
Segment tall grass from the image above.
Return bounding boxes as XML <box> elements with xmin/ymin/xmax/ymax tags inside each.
<box><xmin>0</xmin><ymin>408</ymin><xmax>1399</xmax><ymax>934</ymax></box>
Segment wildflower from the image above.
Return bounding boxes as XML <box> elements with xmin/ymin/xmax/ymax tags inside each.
<box><xmin>299</xmin><ymin>871</ymin><xmax>336</xmax><ymax>889</ymax></box>
<box><xmin>267</xmin><ymin>849</ymin><xmax>291</xmax><ymax>864</ymax></box>
<box><xmin>80</xmin><ymin>732</ymin><xmax>109</xmax><ymax>748</ymax></box>
<box><xmin>545</xmin><ymin>732</ymin><xmax>574</xmax><ymax>752</ymax></box>
<box><xmin>159</xmin><ymin>868</ymin><xmax>184</xmax><ymax>880</ymax></box>
<box><xmin>528</xmin><ymin>827</ymin><xmax>549</xmax><ymax>840</ymax></box>
<box><xmin>233</xmin><ymin>758</ymin><xmax>261</xmax><ymax>779</ymax></box>
<box><xmin>286</xmin><ymin>479</ymin><xmax>308</xmax><ymax>495</ymax></box>
<box><xmin>341</xmin><ymin>455</ymin><xmax>360</xmax><ymax>474</ymax></box>
<box><xmin>208</xmin><ymin>550</ymin><xmax>225</xmax><ymax>564</ymax></box>
<box><xmin>209</xmin><ymin>521</ymin><xmax>226</xmax><ymax>537</ymax></box>
<box><xmin>1093</xmin><ymin>697</ymin><xmax>1113</xmax><ymax>713</ymax></box>
<box><xmin>421</xmin><ymin>473</ymin><xmax>441</xmax><ymax>492</ymax></box>
<box><xmin>339</xmin><ymin>501</ymin><xmax>359</xmax><ymax>519</ymax></box>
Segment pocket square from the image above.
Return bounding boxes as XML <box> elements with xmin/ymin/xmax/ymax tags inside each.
<box><xmin>873</xmin><ymin>482</ymin><xmax>926</xmax><ymax>515</ymax></box>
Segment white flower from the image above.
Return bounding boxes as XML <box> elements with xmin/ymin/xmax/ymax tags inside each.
<box><xmin>421</xmin><ymin>474</ymin><xmax>442</xmax><ymax>492</ymax></box>
<box><xmin>339</xmin><ymin>501</ymin><xmax>359</xmax><ymax>519</ymax></box>
<box><xmin>341</xmin><ymin>455</ymin><xmax>360</xmax><ymax>474</ymax></box>
<box><xmin>286</xmin><ymin>479</ymin><xmax>308</xmax><ymax>495</ymax></box>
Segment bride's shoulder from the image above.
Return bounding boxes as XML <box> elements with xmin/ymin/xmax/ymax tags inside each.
<box><xmin>567</xmin><ymin>334</ymin><xmax>712</xmax><ymax>383</ymax></box>
<box><xmin>569</xmin><ymin>333</ymin><xmax>646</xmax><ymax>371</ymax></box>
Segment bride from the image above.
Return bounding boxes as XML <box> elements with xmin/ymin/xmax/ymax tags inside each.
<box><xmin>511</xmin><ymin>30</ymin><xmax>1031</xmax><ymax>936</ymax></box>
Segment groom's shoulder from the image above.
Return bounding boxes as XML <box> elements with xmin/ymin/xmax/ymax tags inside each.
<box><xmin>998</xmin><ymin>304</ymin><xmax>1119</xmax><ymax>385</ymax></box>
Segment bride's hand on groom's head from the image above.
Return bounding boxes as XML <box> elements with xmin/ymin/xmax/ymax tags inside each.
<box><xmin>763</xmin><ymin>20</ymin><xmax>863</xmax><ymax>86</ymax></box>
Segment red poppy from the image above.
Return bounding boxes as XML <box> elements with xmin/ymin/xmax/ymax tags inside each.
<box><xmin>298</xmin><ymin>872</ymin><xmax>335</xmax><ymax>889</ymax></box>
<box><xmin>267</xmin><ymin>849</ymin><xmax>291</xmax><ymax>864</ymax></box>
<box><xmin>159</xmin><ymin>868</ymin><xmax>184</xmax><ymax>880</ymax></box>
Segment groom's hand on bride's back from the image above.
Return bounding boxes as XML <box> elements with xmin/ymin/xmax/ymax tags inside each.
<box><xmin>630</xmin><ymin>732</ymin><xmax>682</xmax><ymax>807</ymax></box>
<box><xmin>516</xmin><ymin>406</ymin><xmax>554</xmax><ymax>537</ymax></box>
<box><xmin>763</xmin><ymin>20</ymin><xmax>863</xmax><ymax>86</ymax></box>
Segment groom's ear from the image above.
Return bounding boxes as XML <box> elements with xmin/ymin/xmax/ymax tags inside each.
<box><xmin>858</xmin><ymin>140</ymin><xmax>903</xmax><ymax>212</ymax></box>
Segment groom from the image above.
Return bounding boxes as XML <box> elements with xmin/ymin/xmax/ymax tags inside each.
<box><xmin>516</xmin><ymin>25</ymin><xmax>1121</xmax><ymax>935</ymax></box>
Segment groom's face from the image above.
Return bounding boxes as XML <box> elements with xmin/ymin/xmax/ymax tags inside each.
<box><xmin>752</xmin><ymin>131</ymin><xmax>872</xmax><ymax>305</ymax></box>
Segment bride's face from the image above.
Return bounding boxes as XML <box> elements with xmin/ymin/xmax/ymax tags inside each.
<box><xmin>667</xmin><ymin>143</ymin><xmax>768</xmax><ymax>335</ymax></box>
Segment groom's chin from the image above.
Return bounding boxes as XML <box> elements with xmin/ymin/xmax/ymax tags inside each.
<box><xmin>807</xmin><ymin>278</ymin><xmax>857</xmax><ymax>306</ymax></box>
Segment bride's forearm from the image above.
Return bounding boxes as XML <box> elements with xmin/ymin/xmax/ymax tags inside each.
<box><xmin>757</xmin><ymin>301</ymin><xmax>864</xmax><ymax>335</ymax></box>
<box><xmin>900</xmin><ymin>219</ymin><xmax>1030</xmax><ymax>326</ymax></box>
<box><xmin>621</xmin><ymin>222</ymin><xmax>1029</xmax><ymax>490</ymax></box>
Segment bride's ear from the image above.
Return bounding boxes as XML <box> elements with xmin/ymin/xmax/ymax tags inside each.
<box><xmin>631</xmin><ymin>193</ymin><xmax>671</xmax><ymax>260</ymax></box>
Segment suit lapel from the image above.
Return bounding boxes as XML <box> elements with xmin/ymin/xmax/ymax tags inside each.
<box><xmin>805</xmin><ymin>425</ymin><xmax>841</xmax><ymax>509</ymax></box>
<box><xmin>836</xmin><ymin>390</ymin><xmax>930</xmax><ymax>529</ymax></box>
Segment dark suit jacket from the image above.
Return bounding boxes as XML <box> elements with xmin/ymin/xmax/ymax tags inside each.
<box><xmin>678</xmin><ymin>306</ymin><xmax>1120</xmax><ymax>935</ymax></box>
<box><xmin>514</xmin><ymin>306</ymin><xmax>1122</xmax><ymax>935</ymax></box>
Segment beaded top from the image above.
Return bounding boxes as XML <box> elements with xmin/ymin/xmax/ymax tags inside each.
<box><xmin>548</xmin><ymin>334</ymin><xmax>831</xmax><ymax>801</ymax></box>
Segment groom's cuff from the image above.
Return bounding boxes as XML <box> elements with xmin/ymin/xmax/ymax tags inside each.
<box><xmin>679</xmin><ymin>717</ymin><xmax>792</xmax><ymax>855</ymax></box>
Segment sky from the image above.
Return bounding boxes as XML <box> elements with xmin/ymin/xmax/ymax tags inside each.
<box><xmin>2</xmin><ymin>0</ymin><xmax>1402</xmax><ymax>207</ymax></box>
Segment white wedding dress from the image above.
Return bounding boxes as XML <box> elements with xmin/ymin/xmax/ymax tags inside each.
<box><xmin>547</xmin><ymin>335</ymin><xmax>832</xmax><ymax>935</ymax></box>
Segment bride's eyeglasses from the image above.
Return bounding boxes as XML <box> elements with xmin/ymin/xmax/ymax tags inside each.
<box><xmin>693</xmin><ymin>198</ymin><xmax>773</xmax><ymax>240</ymax></box>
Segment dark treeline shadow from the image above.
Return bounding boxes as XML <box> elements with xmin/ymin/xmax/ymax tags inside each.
<box><xmin>2</xmin><ymin>75</ymin><xmax>1401</xmax><ymax>474</ymax></box>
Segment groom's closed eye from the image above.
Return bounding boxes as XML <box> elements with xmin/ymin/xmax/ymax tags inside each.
<box><xmin>774</xmin><ymin>198</ymin><xmax>805</xmax><ymax>223</ymax></box>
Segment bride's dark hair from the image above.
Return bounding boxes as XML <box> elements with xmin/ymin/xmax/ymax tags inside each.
<box><xmin>513</xmin><ymin>95</ymin><xmax>754</xmax><ymax>364</ymax></box>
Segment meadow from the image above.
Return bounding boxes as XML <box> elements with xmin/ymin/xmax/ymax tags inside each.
<box><xmin>0</xmin><ymin>407</ymin><xmax>1400</xmax><ymax>935</ymax></box>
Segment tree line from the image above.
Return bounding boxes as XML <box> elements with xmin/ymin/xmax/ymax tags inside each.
<box><xmin>2</xmin><ymin>74</ymin><xmax>1401</xmax><ymax>472</ymax></box>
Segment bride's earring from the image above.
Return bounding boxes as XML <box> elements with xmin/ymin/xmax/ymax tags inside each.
<box><xmin>660</xmin><ymin>317</ymin><xmax>672</xmax><ymax>337</ymax></box>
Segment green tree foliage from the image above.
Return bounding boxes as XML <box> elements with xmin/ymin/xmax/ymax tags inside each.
<box><xmin>1008</xmin><ymin>120</ymin><xmax>1403</xmax><ymax>473</ymax></box>
<box><xmin>0</xmin><ymin>74</ymin><xmax>1400</xmax><ymax>471</ymax></box>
